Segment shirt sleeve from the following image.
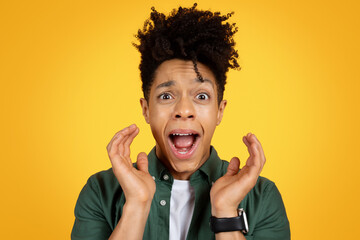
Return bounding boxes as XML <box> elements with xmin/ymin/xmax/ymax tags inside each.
<box><xmin>71</xmin><ymin>176</ymin><xmax>112</xmax><ymax>240</ymax></box>
<box><xmin>251</xmin><ymin>182</ymin><xmax>290</xmax><ymax>240</ymax></box>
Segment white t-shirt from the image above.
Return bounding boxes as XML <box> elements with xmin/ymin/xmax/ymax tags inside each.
<box><xmin>169</xmin><ymin>179</ymin><xmax>196</xmax><ymax>240</ymax></box>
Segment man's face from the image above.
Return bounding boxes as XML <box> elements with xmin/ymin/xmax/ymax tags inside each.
<box><xmin>140</xmin><ymin>59</ymin><xmax>227</xmax><ymax>180</ymax></box>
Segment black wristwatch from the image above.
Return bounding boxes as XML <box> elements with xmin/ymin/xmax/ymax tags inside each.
<box><xmin>209</xmin><ymin>208</ymin><xmax>249</xmax><ymax>234</ymax></box>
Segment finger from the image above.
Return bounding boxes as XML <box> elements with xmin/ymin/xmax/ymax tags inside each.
<box><xmin>243</xmin><ymin>133</ymin><xmax>253</xmax><ymax>156</ymax></box>
<box><xmin>123</xmin><ymin>126</ymin><xmax>140</xmax><ymax>159</ymax></box>
<box><xmin>111</xmin><ymin>154</ymin><xmax>128</xmax><ymax>172</ymax></box>
<box><xmin>107</xmin><ymin>125</ymin><xmax>137</xmax><ymax>168</ymax></box>
<box><xmin>248</xmin><ymin>142</ymin><xmax>261</xmax><ymax>166</ymax></box>
<box><xmin>249</xmin><ymin>134</ymin><xmax>263</xmax><ymax>156</ymax></box>
<box><xmin>110</xmin><ymin>125</ymin><xmax>136</xmax><ymax>155</ymax></box>
<box><xmin>106</xmin><ymin>124</ymin><xmax>136</xmax><ymax>153</ymax></box>
<box><xmin>225</xmin><ymin>157</ymin><xmax>240</xmax><ymax>176</ymax></box>
<box><xmin>250</xmin><ymin>134</ymin><xmax>266</xmax><ymax>171</ymax></box>
<box><xmin>242</xmin><ymin>135</ymin><xmax>250</xmax><ymax>148</ymax></box>
<box><xmin>136</xmin><ymin>152</ymin><xmax>149</xmax><ymax>173</ymax></box>
<box><xmin>116</xmin><ymin>125</ymin><xmax>137</xmax><ymax>156</ymax></box>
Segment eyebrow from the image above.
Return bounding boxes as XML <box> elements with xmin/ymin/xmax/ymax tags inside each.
<box><xmin>155</xmin><ymin>78</ymin><xmax>214</xmax><ymax>89</ymax></box>
<box><xmin>195</xmin><ymin>78</ymin><xmax>214</xmax><ymax>87</ymax></box>
<box><xmin>156</xmin><ymin>80</ymin><xmax>175</xmax><ymax>89</ymax></box>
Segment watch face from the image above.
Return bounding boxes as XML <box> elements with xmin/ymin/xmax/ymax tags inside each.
<box><xmin>242</xmin><ymin>210</ymin><xmax>249</xmax><ymax>233</ymax></box>
<box><xmin>238</xmin><ymin>208</ymin><xmax>249</xmax><ymax>234</ymax></box>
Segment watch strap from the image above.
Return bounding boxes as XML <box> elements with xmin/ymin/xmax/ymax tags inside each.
<box><xmin>209</xmin><ymin>209</ymin><xmax>249</xmax><ymax>234</ymax></box>
<box><xmin>209</xmin><ymin>216</ymin><xmax>246</xmax><ymax>233</ymax></box>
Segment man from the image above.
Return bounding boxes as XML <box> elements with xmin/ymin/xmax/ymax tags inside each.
<box><xmin>71</xmin><ymin>3</ymin><xmax>290</xmax><ymax>240</ymax></box>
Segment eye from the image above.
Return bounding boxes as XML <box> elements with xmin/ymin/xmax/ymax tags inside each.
<box><xmin>158</xmin><ymin>92</ymin><xmax>173</xmax><ymax>100</ymax></box>
<box><xmin>196</xmin><ymin>93</ymin><xmax>209</xmax><ymax>100</ymax></box>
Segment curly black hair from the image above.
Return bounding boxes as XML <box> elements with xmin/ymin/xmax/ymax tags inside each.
<box><xmin>133</xmin><ymin>3</ymin><xmax>240</xmax><ymax>104</ymax></box>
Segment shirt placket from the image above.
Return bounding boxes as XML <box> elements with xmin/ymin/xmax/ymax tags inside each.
<box><xmin>145</xmin><ymin>172</ymin><xmax>173</xmax><ymax>240</ymax></box>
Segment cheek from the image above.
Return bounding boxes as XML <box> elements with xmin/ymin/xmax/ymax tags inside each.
<box><xmin>198</xmin><ymin>106</ymin><xmax>219</xmax><ymax>128</ymax></box>
<box><xmin>149</xmin><ymin>106</ymin><xmax>169</xmax><ymax>124</ymax></box>
<box><xmin>149</xmin><ymin>106</ymin><xmax>170</xmax><ymax>140</ymax></box>
<box><xmin>197</xmin><ymin>107</ymin><xmax>219</xmax><ymax>146</ymax></box>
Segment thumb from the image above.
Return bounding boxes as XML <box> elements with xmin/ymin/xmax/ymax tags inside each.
<box><xmin>136</xmin><ymin>152</ymin><xmax>149</xmax><ymax>173</ymax></box>
<box><xmin>225</xmin><ymin>157</ymin><xmax>240</xmax><ymax>176</ymax></box>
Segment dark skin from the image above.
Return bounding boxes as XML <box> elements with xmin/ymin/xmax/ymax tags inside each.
<box><xmin>106</xmin><ymin>59</ymin><xmax>266</xmax><ymax>239</ymax></box>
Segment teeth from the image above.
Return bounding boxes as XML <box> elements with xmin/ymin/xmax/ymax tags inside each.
<box><xmin>171</xmin><ymin>133</ymin><xmax>193</xmax><ymax>136</ymax></box>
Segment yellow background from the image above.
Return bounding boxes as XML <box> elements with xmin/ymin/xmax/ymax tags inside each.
<box><xmin>1</xmin><ymin>0</ymin><xmax>359</xmax><ymax>239</ymax></box>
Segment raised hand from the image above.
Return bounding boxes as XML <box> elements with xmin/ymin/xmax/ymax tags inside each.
<box><xmin>106</xmin><ymin>124</ymin><xmax>156</xmax><ymax>205</ymax></box>
<box><xmin>210</xmin><ymin>133</ymin><xmax>266</xmax><ymax>217</ymax></box>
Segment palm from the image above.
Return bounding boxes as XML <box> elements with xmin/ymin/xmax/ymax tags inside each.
<box><xmin>120</xmin><ymin>161</ymin><xmax>156</xmax><ymax>203</ymax></box>
<box><xmin>210</xmin><ymin>133</ymin><xmax>266</xmax><ymax>217</ymax></box>
<box><xmin>107</xmin><ymin>125</ymin><xmax>156</xmax><ymax>204</ymax></box>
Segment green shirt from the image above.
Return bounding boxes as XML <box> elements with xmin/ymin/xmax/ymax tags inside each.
<box><xmin>71</xmin><ymin>146</ymin><xmax>290</xmax><ymax>240</ymax></box>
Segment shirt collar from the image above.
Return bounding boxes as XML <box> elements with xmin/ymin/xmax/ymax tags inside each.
<box><xmin>147</xmin><ymin>146</ymin><xmax>224</xmax><ymax>185</ymax></box>
<box><xmin>197</xmin><ymin>146</ymin><xmax>224</xmax><ymax>184</ymax></box>
<box><xmin>147</xmin><ymin>147</ymin><xmax>169</xmax><ymax>181</ymax></box>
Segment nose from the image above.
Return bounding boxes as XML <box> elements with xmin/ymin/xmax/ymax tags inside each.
<box><xmin>174</xmin><ymin>96</ymin><xmax>195</xmax><ymax>120</ymax></box>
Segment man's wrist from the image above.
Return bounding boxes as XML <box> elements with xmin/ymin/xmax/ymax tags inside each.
<box><xmin>123</xmin><ymin>200</ymin><xmax>152</xmax><ymax>217</ymax></box>
<box><xmin>211</xmin><ymin>207</ymin><xmax>238</xmax><ymax>218</ymax></box>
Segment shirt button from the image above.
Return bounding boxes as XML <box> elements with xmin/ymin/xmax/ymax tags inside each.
<box><xmin>160</xmin><ymin>200</ymin><xmax>166</xmax><ymax>206</ymax></box>
<box><xmin>163</xmin><ymin>174</ymin><xmax>169</xmax><ymax>180</ymax></box>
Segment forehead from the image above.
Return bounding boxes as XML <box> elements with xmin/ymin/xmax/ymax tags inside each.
<box><xmin>152</xmin><ymin>59</ymin><xmax>216</xmax><ymax>88</ymax></box>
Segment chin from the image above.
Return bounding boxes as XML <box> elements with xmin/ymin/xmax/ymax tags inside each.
<box><xmin>167</xmin><ymin>158</ymin><xmax>202</xmax><ymax>179</ymax></box>
<box><xmin>166</xmin><ymin>143</ymin><xmax>208</xmax><ymax>174</ymax></box>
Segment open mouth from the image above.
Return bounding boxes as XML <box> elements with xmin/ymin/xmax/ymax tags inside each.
<box><xmin>168</xmin><ymin>130</ymin><xmax>200</xmax><ymax>159</ymax></box>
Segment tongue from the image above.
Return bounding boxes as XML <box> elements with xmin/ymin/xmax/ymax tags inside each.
<box><xmin>172</xmin><ymin>135</ymin><xmax>195</xmax><ymax>148</ymax></box>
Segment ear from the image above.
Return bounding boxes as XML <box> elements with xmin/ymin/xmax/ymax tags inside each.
<box><xmin>216</xmin><ymin>100</ymin><xmax>227</xmax><ymax>126</ymax></box>
<box><xmin>140</xmin><ymin>98</ymin><xmax>150</xmax><ymax>124</ymax></box>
